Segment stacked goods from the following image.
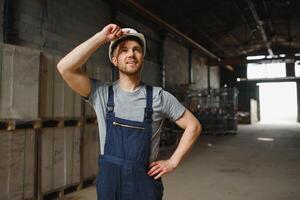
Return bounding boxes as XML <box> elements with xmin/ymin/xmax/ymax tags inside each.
<box><xmin>0</xmin><ymin>44</ymin><xmax>82</xmax><ymax>120</ymax></box>
<box><xmin>0</xmin><ymin>44</ymin><xmax>40</xmax><ymax>120</ymax></box>
<box><xmin>0</xmin><ymin>129</ymin><xmax>36</xmax><ymax>200</ymax></box>
<box><xmin>41</xmin><ymin>127</ymin><xmax>81</xmax><ymax>194</ymax></box>
<box><xmin>40</xmin><ymin>53</ymin><xmax>82</xmax><ymax>119</ymax></box>
<box><xmin>0</xmin><ymin>43</ymin><xmax>101</xmax><ymax>199</ymax></box>
<box><xmin>0</xmin><ymin>43</ymin><xmax>39</xmax><ymax>200</ymax></box>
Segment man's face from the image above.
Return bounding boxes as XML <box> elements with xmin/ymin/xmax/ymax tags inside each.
<box><xmin>112</xmin><ymin>40</ymin><xmax>144</xmax><ymax>76</ymax></box>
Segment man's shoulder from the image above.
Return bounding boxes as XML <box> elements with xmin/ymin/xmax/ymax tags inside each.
<box><xmin>143</xmin><ymin>84</ymin><xmax>164</xmax><ymax>98</ymax></box>
<box><xmin>151</xmin><ymin>85</ymin><xmax>163</xmax><ymax>92</ymax></box>
<box><xmin>149</xmin><ymin>85</ymin><xmax>173</xmax><ymax>96</ymax></box>
<box><xmin>146</xmin><ymin>85</ymin><xmax>179</xmax><ymax>103</ymax></box>
<box><xmin>144</xmin><ymin>84</ymin><xmax>178</xmax><ymax>98</ymax></box>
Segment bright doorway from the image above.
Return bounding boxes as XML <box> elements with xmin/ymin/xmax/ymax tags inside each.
<box><xmin>258</xmin><ymin>82</ymin><xmax>298</xmax><ymax>123</ymax></box>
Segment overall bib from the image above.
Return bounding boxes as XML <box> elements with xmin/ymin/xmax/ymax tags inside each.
<box><xmin>96</xmin><ymin>85</ymin><xmax>164</xmax><ymax>200</ymax></box>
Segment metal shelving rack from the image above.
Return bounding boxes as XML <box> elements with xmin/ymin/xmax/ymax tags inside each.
<box><xmin>185</xmin><ymin>87</ymin><xmax>239</xmax><ymax>135</ymax></box>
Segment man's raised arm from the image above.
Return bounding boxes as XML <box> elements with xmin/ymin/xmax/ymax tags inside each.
<box><xmin>57</xmin><ymin>24</ymin><xmax>125</xmax><ymax>98</ymax></box>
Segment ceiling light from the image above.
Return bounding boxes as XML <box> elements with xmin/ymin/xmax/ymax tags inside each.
<box><xmin>257</xmin><ymin>137</ymin><xmax>274</xmax><ymax>142</ymax></box>
<box><xmin>247</xmin><ymin>55</ymin><xmax>266</xmax><ymax>60</ymax></box>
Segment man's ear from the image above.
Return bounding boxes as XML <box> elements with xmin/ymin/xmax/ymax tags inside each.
<box><xmin>111</xmin><ymin>56</ymin><xmax>118</xmax><ymax>67</ymax></box>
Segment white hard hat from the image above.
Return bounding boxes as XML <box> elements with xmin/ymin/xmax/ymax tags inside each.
<box><xmin>108</xmin><ymin>28</ymin><xmax>146</xmax><ymax>62</ymax></box>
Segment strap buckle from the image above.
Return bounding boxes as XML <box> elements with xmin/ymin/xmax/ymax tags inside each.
<box><xmin>144</xmin><ymin>108</ymin><xmax>153</xmax><ymax>120</ymax></box>
<box><xmin>107</xmin><ymin>102</ymin><xmax>115</xmax><ymax>112</ymax></box>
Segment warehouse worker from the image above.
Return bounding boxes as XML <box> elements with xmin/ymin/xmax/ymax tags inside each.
<box><xmin>57</xmin><ymin>24</ymin><xmax>201</xmax><ymax>200</ymax></box>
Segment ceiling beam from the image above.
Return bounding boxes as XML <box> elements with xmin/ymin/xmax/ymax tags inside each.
<box><xmin>232</xmin><ymin>0</ymin><xmax>256</xmax><ymax>38</ymax></box>
<box><xmin>246</xmin><ymin>0</ymin><xmax>274</xmax><ymax>56</ymax></box>
<box><xmin>238</xmin><ymin>76</ymin><xmax>300</xmax><ymax>83</ymax></box>
<box><xmin>185</xmin><ymin>19</ymin><xmax>228</xmax><ymax>55</ymax></box>
<box><xmin>262</xmin><ymin>0</ymin><xmax>275</xmax><ymax>39</ymax></box>
<box><xmin>210</xmin><ymin>12</ymin><xmax>244</xmax><ymax>56</ymax></box>
<box><xmin>211</xmin><ymin>12</ymin><xmax>241</xmax><ymax>43</ymax></box>
<box><xmin>122</xmin><ymin>0</ymin><xmax>220</xmax><ymax>59</ymax></box>
<box><xmin>208</xmin><ymin>55</ymin><xmax>300</xmax><ymax>66</ymax></box>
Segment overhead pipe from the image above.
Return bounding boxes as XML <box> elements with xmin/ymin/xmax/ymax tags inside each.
<box><xmin>247</xmin><ymin>0</ymin><xmax>274</xmax><ymax>57</ymax></box>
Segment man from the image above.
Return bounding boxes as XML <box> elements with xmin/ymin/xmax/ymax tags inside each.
<box><xmin>57</xmin><ymin>24</ymin><xmax>201</xmax><ymax>200</ymax></box>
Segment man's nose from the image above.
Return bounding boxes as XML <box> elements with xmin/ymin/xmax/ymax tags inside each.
<box><xmin>127</xmin><ymin>49</ymin><xmax>134</xmax><ymax>57</ymax></box>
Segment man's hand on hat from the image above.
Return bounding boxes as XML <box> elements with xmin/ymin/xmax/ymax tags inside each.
<box><xmin>101</xmin><ymin>24</ymin><xmax>129</xmax><ymax>43</ymax></box>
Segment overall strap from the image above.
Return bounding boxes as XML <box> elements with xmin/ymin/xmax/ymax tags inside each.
<box><xmin>144</xmin><ymin>85</ymin><xmax>153</xmax><ymax>122</ymax></box>
<box><xmin>106</xmin><ymin>85</ymin><xmax>115</xmax><ymax>117</ymax></box>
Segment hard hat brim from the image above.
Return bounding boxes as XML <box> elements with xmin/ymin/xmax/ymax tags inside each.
<box><xmin>109</xmin><ymin>31</ymin><xmax>146</xmax><ymax>62</ymax></box>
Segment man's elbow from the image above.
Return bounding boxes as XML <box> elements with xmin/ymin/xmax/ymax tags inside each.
<box><xmin>195</xmin><ymin>121</ymin><xmax>202</xmax><ymax>136</ymax></box>
<box><xmin>189</xmin><ymin>120</ymin><xmax>202</xmax><ymax>137</ymax></box>
<box><xmin>56</xmin><ymin>61</ymin><xmax>68</xmax><ymax>76</ymax></box>
<box><xmin>57</xmin><ymin>61</ymin><xmax>77</xmax><ymax>78</ymax></box>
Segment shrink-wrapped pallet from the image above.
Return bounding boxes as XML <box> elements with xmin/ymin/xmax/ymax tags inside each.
<box><xmin>40</xmin><ymin>53</ymin><xmax>82</xmax><ymax>119</ymax></box>
<box><xmin>41</xmin><ymin>127</ymin><xmax>80</xmax><ymax>193</ymax></box>
<box><xmin>0</xmin><ymin>43</ymin><xmax>40</xmax><ymax>119</ymax></box>
<box><xmin>0</xmin><ymin>129</ymin><xmax>36</xmax><ymax>200</ymax></box>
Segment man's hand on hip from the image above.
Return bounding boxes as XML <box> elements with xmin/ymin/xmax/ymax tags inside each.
<box><xmin>147</xmin><ymin>159</ymin><xmax>177</xmax><ymax>179</ymax></box>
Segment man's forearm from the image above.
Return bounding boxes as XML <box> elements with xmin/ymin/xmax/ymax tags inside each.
<box><xmin>147</xmin><ymin>122</ymin><xmax>201</xmax><ymax>179</ymax></box>
<box><xmin>55</xmin><ymin>24</ymin><xmax>126</xmax><ymax>98</ymax></box>
<box><xmin>57</xmin><ymin>32</ymin><xmax>107</xmax><ymax>74</ymax></box>
<box><xmin>169</xmin><ymin>123</ymin><xmax>201</xmax><ymax>167</ymax></box>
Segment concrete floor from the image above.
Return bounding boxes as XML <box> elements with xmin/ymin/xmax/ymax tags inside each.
<box><xmin>59</xmin><ymin>123</ymin><xmax>300</xmax><ymax>200</ymax></box>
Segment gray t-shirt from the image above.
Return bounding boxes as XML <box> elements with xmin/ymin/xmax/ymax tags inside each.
<box><xmin>84</xmin><ymin>79</ymin><xmax>186</xmax><ymax>162</ymax></box>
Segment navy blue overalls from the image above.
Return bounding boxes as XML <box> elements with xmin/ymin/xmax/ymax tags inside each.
<box><xmin>96</xmin><ymin>85</ymin><xmax>164</xmax><ymax>200</ymax></box>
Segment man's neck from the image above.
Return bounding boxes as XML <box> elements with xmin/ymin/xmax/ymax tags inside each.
<box><xmin>118</xmin><ymin>73</ymin><xmax>142</xmax><ymax>92</ymax></box>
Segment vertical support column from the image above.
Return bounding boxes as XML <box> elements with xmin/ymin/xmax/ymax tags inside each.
<box><xmin>297</xmin><ymin>80</ymin><xmax>300</xmax><ymax>122</ymax></box>
<box><xmin>207</xmin><ymin>66</ymin><xmax>211</xmax><ymax>89</ymax></box>
<box><xmin>286</xmin><ymin>62</ymin><xmax>295</xmax><ymax>77</ymax></box>
<box><xmin>160</xmin><ymin>32</ymin><xmax>166</xmax><ymax>89</ymax></box>
<box><xmin>78</xmin><ymin>64</ymin><xmax>87</xmax><ymax>188</ymax></box>
<box><xmin>188</xmin><ymin>47</ymin><xmax>193</xmax><ymax>84</ymax></box>
<box><xmin>255</xmin><ymin>84</ymin><xmax>260</xmax><ymax>121</ymax></box>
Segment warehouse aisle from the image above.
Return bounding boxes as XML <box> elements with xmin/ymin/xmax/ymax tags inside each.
<box><xmin>60</xmin><ymin>123</ymin><xmax>300</xmax><ymax>200</ymax></box>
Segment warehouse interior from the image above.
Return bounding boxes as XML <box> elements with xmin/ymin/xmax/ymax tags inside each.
<box><xmin>0</xmin><ymin>0</ymin><xmax>299</xmax><ymax>200</ymax></box>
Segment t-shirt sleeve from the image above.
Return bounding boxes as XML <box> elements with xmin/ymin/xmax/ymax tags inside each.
<box><xmin>82</xmin><ymin>78</ymin><xmax>105</xmax><ymax>107</ymax></box>
<box><xmin>161</xmin><ymin>90</ymin><xmax>186</xmax><ymax>121</ymax></box>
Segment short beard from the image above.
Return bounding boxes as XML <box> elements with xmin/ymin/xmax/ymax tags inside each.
<box><xmin>117</xmin><ymin>66</ymin><xmax>142</xmax><ymax>76</ymax></box>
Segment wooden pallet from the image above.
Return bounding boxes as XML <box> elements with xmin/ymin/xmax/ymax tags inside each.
<box><xmin>41</xmin><ymin>183</ymin><xmax>81</xmax><ymax>200</ymax></box>
<box><xmin>41</xmin><ymin>178</ymin><xmax>96</xmax><ymax>200</ymax></box>
<box><xmin>0</xmin><ymin>120</ymin><xmax>41</xmax><ymax>131</ymax></box>
<box><xmin>0</xmin><ymin>118</ymin><xmax>87</xmax><ymax>131</ymax></box>
<box><xmin>85</xmin><ymin>117</ymin><xmax>97</xmax><ymax>125</ymax></box>
<box><xmin>41</xmin><ymin>119</ymin><xmax>83</xmax><ymax>128</ymax></box>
